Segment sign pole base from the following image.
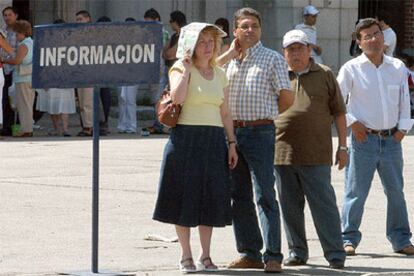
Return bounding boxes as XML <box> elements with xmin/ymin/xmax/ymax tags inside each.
<box><xmin>61</xmin><ymin>270</ymin><xmax>134</xmax><ymax>276</ymax></box>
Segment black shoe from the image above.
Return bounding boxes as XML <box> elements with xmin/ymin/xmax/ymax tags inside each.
<box><xmin>1</xmin><ymin>129</ymin><xmax>12</xmax><ymax>136</ymax></box>
<box><xmin>283</xmin><ymin>256</ymin><xmax>306</xmax><ymax>266</ymax></box>
<box><xmin>329</xmin><ymin>259</ymin><xmax>344</xmax><ymax>269</ymax></box>
<box><xmin>99</xmin><ymin>129</ymin><xmax>108</xmax><ymax>136</ymax></box>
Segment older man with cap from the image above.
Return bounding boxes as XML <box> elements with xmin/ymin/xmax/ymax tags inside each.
<box><xmin>275</xmin><ymin>29</ymin><xmax>347</xmax><ymax>269</ymax></box>
<box><xmin>295</xmin><ymin>5</ymin><xmax>323</xmax><ymax>64</ymax></box>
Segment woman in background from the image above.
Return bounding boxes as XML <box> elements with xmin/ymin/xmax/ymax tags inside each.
<box><xmin>3</xmin><ymin>20</ymin><xmax>34</xmax><ymax>137</ymax></box>
<box><xmin>36</xmin><ymin>19</ymin><xmax>76</xmax><ymax>137</ymax></box>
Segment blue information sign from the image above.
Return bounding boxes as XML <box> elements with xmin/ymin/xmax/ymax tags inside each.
<box><xmin>32</xmin><ymin>21</ymin><xmax>162</xmax><ymax>88</ymax></box>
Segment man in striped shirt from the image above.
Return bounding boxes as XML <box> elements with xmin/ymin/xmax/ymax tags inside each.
<box><xmin>217</xmin><ymin>7</ymin><xmax>294</xmax><ymax>273</ymax></box>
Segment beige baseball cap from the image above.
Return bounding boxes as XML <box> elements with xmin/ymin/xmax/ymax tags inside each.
<box><xmin>282</xmin><ymin>29</ymin><xmax>310</xmax><ymax>48</ymax></box>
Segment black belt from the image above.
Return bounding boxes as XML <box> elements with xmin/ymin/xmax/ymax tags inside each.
<box><xmin>233</xmin><ymin>119</ymin><xmax>273</xmax><ymax>128</ymax></box>
<box><xmin>367</xmin><ymin>127</ymin><xmax>397</xmax><ymax>136</ymax></box>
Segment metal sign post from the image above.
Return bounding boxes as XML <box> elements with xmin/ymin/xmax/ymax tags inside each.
<box><xmin>92</xmin><ymin>88</ymin><xmax>100</xmax><ymax>273</ymax></box>
<box><xmin>32</xmin><ymin>21</ymin><xmax>162</xmax><ymax>275</ymax></box>
<box><xmin>69</xmin><ymin>90</ymin><xmax>125</xmax><ymax>276</ymax></box>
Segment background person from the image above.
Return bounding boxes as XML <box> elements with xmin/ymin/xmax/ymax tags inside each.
<box><xmin>163</xmin><ymin>10</ymin><xmax>186</xmax><ymax>74</ymax></box>
<box><xmin>375</xmin><ymin>9</ymin><xmax>396</xmax><ymax>56</ymax></box>
<box><xmin>2</xmin><ymin>20</ymin><xmax>33</xmax><ymax>137</ymax></box>
<box><xmin>117</xmin><ymin>17</ymin><xmax>138</xmax><ymax>134</ymax></box>
<box><xmin>35</xmin><ymin>19</ymin><xmax>76</xmax><ymax>137</ymax></box>
<box><xmin>95</xmin><ymin>15</ymin><xmax>113</xmax><ymax>136</ymax></box>
<box><xmin>153</xmin><ymin>24</ymin><xmax>237</xmax><ymax>273</ymax></box>
<box><xmin>75</xmin><ymin>10</ymin><xmax>94</xmax><ymax>137</ymax></box>
<box><xmin>295</xmin><ymin>5</ymin><xmax>323</xmax><ymax>64</ymax></box>
<box><xmin>143</xmin><ymin>8</ymin><xmax>170</xmax><ymax>135</ymax></box>
<box><xmin>349</xmin><ymin>20</ymin><xmax>362</xmax><ymax>57</ymax></box>
<box><xmin>1</xmin><ymin>6</ymin><xmax>18</xmax><ymax>136</ymax></box>
<box><xmin>0</xmin><ymin>28</ymin><xmax>13</xmax><ymax>135</ymax></box>
<box><xmin>214</xmin><ymin>17</ymin><xmax>231</xmax><ymax>55</ymax></box>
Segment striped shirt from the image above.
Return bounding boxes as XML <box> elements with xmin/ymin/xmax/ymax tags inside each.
<box><xmin>225</xmin><ymin>41</ymin><xmax>291</xmax><ymax>121</ymax></box>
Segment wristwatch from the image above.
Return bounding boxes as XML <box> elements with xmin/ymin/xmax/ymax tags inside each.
<box><xmin>338</xmin><ymin>146</ymin><xmax>348</xmax><ymax>151</ymax></box>
<box><xmin>399</xmin><ymin>129</ymin><xmax>408</xmax><ymax>135</ymax></box>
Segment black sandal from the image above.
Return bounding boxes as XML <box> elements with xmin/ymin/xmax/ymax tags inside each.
<box><xmin>77</xmin><ymin>128</ymin><xmax>92</xmax><ymax>137</ymax></box>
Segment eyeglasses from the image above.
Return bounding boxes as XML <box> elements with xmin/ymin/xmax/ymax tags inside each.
<box><xmin>237</xmin><ymin>24</ymin><xmax>260</xmax><ymax>31</ymax></box>
<box><xmin>361</xmin><ymin>30</ymin><xmax>382</xmax><ymax>41</ymax></box>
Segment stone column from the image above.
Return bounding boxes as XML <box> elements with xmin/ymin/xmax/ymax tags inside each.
<box><xmin>55</xmin><ymin>0</ymin><xmax>88</xmax><ymax>23</ymax></box>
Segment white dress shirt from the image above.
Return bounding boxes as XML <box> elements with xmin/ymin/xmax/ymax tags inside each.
<box><xmin>337</xmin><ymin>53</ymin><xmax>414</xmax><ymax>131</ymax></box>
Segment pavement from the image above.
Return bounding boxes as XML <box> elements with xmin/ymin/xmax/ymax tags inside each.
<box><xmin>1</xmin><ymin>113</ymin><xmax>414</xmax><ymax>276</ymax></box>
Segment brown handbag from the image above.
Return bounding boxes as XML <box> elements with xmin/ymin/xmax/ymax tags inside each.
<box><xmin>156</xmin><ymin>89</ymin><xmax>182</xmax><ymax>128</ymax></box>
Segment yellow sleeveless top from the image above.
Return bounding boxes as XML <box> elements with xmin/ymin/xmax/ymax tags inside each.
<box><xmin>170</xmin><ymin>60</ymin><xmax>228</xmax><ymax>127</ymax></box>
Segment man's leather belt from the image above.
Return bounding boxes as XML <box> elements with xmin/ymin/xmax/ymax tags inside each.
<box><xmin>367</xmin><ymin>127</ymin><xmax>398</xmax><ymax>136</ymax></box>
<box><xmin>233</xmin><ymin>119</ymin><xmax>273</xmax><ymax>128</ymax></box>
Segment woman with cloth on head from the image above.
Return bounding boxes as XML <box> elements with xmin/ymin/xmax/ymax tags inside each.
<box><xmin>153</xmin><ymin>23</ymin><xmax>238</xmax><ymax>273</ymax></box>
<box><xmin>2</xmin><ymin>20</ymin><xmax>34</xmax><ymax>137</ymax></box>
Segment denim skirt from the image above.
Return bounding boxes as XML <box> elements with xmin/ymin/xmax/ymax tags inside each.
<box><xmin>153</xmin><ymin>124</ymin><xmax>232</xmax><ymax>227</ymax></box>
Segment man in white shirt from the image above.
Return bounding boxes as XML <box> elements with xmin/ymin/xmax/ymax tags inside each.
<box><xmin>375</xmin><ymin>9</ymin><xmax>396</xmax><ymax>56</ymax></box>
<box><xmin>337</xmin><ymin>18</ymin><xmax>414</xmax><ymax>257</ymax></box>
<box><xmin>295</xmin><ymin>5</ymin><xmax>323</xmax><ymax>64</ymax></box>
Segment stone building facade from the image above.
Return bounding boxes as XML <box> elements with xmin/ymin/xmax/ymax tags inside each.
<box><xmin>1</xmin><ymin>0</ymin><xmax>413</xmax><ymax>71</ymax></box>
<box><xmin>1</xmin><ymin>0</ymin><xmax>358</xmax><ymax>72</ymax></box>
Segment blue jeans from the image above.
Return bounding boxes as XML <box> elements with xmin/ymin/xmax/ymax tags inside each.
<box><xmin>231</xmin><ymin>124</ymin><xmax>283</xmax><ymax>263</ymax></box>
<box><xmin>342</xmin><ymin>133</ymin><xmax>412</xmax><ymax>251</ymax></box>
<box><xmin>275</xmin><ymin>165</ymin><xmax>345</xmax><ymax>262</ymax></box>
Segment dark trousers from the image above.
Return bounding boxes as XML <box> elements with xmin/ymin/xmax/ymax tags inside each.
<box><xmin>1</xmin><ymin>73</ymin><xmax>14</xmax><ymax>134</ymax></box>
<box><xmin>99</xmin><ymin>87</ymin><xmax>111</xmax><ymax>124</ymax></box>
<box><xmin>231</xmin><ymin>124</ymin><xmax>283</xmax><ymax>263</ymax></box>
